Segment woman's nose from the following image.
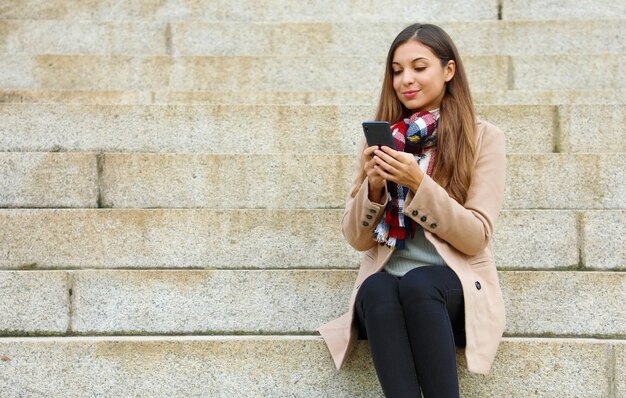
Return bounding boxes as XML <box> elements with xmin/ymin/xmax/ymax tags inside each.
<box><xmin>402</xmin><ymin>70</ymin><xmax>415</xmax><ymax>85</ymax></box>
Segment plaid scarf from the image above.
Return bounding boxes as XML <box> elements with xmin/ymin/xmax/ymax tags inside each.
<box><xmin>373</xmin><ymin>110</ymin><xmax>439</xmax><ymax>250</ymax></box>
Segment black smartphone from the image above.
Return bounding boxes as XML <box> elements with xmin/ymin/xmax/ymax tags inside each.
<box><xmin>362</xmin><ymin>121</ymin><xmax>396</xmax><ymax>149</ymax></box>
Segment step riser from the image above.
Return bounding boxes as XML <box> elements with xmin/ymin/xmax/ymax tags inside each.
<box><xmin>0</xmin><ymin>0</ymin><xmax>498</xmax><ymax>21</ymax></box>
<box><xmin>3</xmin><ymin>89</ymin><xmax>626</xmax><ymax>106</ymax></box>
<box><xmin>1</xmin><ymin>55</ymin><xmax>624</xmax><ymax>91</ymax></box>
<box><xmin>1</xmin><ymin>104</ymin><xmax>623</xmax><ymax>154</ymax></box>
<box><xmin>0</xmin><ymin>271</ymin><xmax>69</xmax><ymax>333</ymax></box>
<box><xmin>0</xmin><ymin>209</ymin><xmax>623</xmax><ymax>269</ymax></box>
<box><xmin>0</xmin><ymin>153</ymin><xmax>98</xmax><ymax>208</ymax></box>
<box><xmin>0</xmin><ymin>337</ymin><xmax>622</xmax><ymax>397</ymax></box>
<box><xmin>1</xmin><ymin>270</ymin><xmax>623</xmax><ymax>337</ymax></box>
<box><xmin>582</xmin><ymin>213</ymin><xmax>626</xmax><ymax>270</ymax></box>
<box><xmin>3</xmin><ymin>0</ymin><xmax>623</xmax><ymax>21</ymax></box>
<box><xmin>1</xmin><ymin>21</ymin><xmax>623</xmax><ymax>56</ymax></box>
<box><xmin>1</xmin><ymin>153</ymin><xmax>624</xmax><ymax>209</ymax></box>
<box><xmin>502</xmin><ymin>0</ymin><xmax>626</xmax><ymax>20</ymax></box>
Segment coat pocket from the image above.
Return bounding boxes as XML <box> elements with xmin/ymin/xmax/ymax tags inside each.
<box><xmin>468</xmin><ymin>254</ymin><xmax>494</xmax><ymax>270</ymax></box>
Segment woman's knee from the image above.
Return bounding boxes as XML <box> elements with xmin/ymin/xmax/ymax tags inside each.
<box><xmin>398</xmin><ymin>266</ymin><xmax>444</xmax><ymax>304</ymax></box>
<box><xmin>356</xmin><ymin>271</ymin><xmax>400</xmax><ymax>308</ymax></box>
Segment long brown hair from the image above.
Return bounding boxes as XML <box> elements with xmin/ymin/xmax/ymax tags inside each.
<box><xmin>352</xmin><ymin>23</ymin><xmax>476</xmax><ymax>204</ymax></box>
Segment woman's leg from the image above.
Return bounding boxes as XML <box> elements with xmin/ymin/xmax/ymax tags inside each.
<box><xmin>355</xmin><ymin>272</ymin><xmax>421</xmax><ymax>397</ymax></box>
<box><xmin>398</xmin><ymin>265</ymin><xmax>465</xmax><ymax>398</ymax></box>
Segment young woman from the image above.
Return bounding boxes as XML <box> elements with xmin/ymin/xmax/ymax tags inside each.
<box><xmin>318</xmin><ymin>23</ymin><xmax>507</xmax><ymax>397</ymax></box>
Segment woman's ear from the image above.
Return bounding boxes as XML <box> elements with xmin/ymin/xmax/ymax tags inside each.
<box><xmin>444</xmin><ymin>60</ymin><xmax>456</xmax><ymax>82</ymax></box>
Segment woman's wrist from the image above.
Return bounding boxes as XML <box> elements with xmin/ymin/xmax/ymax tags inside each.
<box><xmin>368</xmin><ymin>182</ymin><xmax>385</xmax><ymax>204</ymax></box>
<box><xmin>410</xmin><ymin>173</ymin><xmax>424</xmax><ymax>193</ymax></box>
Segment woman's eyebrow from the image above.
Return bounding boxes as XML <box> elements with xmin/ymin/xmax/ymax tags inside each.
<box><xmin>392</xmin><ymin>57</ymin><xmax>428</xmax><ymax>65</ymax></box>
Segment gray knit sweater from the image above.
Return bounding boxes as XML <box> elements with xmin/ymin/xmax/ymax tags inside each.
<box><xmin>383</xmin><ymin>225</ymin><xmax>446</xmax><ymax>277</ymax></box>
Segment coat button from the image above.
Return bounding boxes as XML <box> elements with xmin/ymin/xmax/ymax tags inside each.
<box><xmin>420</xmin><ymin>216</ymin><xmax>427</xmax><ymax>222</ymax></box>
<box><xmin>362</xmin><ymin>221</ymin><xmax>369</xmax><ymax>226</ymax></box>
<box><xmin>475</xmin><ymin>281</ymin><xmax>482</xmax><ymax>290</ymax></box>
<box><xmin>366</xmin><ymin>214</ymin><xmax>373</xmax><ymax>219</ymax></box>
<box><xmin>412</xmin><ymin>210</ymin><xmax>418</xmax><ymax>216</ymax></box>
<box><xmin>369</xmin><ymin>209</ymin><xmax>376</xmax><ymax>214</ymax></box>
<box><xmin>430</xmin><ymin>223</ymin><xmax>437</xmax><ymax>228</ymax></box>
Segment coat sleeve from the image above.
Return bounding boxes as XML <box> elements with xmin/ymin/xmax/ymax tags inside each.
<box><xmin>341</xmin><ymin>177</ymin><xmax>389</xmax><ymax>252</ymax></box>
<box><xmin>402</xmin><ymin>122</ymin><xmax>507</xmax><ymax>256</ymax></box>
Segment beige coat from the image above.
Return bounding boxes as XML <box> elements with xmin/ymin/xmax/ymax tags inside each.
<box><xmin>318</xmin><ymin>119</ymin><xmax>507</xmax><ymax>375</ymax></box>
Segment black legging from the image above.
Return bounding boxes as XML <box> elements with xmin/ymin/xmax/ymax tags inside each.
<box><xmin>354</xmin><ymin>265</ymin><xmax>465</xmax><ymax>398</ymax></box>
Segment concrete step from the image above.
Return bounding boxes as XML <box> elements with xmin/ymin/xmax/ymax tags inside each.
<box><xmin>0</xmin><ymin>209</ymin><xmax>623</xmax><ymax>270</ymax></box>
<box><xmin>1</xmin><ymin>54</ymin><xmax>624</xmax><ymax>92</ymax></box>
<box><xmin>0</xmin><ymin>152</ymin><xmax>99</xmax><ymax>208</ymax></box>
<box><xmin>3</xmin><ymin>89</ymin><xmax>626</xmax><ymax>106</ymax></box>
<box><xmin>3</xmin><ymin>152</ymin><xmax>622</xmax><ymax>209</ymax></box>
<box><xmin>3</xmin><ymin>0</ymin><xmax>624</xmax><ymax>21</ymax></box>
<box><xmin>0</xmin><ymin>336</ymin><xmax>622</xmax><ymax>397</ymax></box>
<box><xmin>1</xmin><ymin>20</ymin><xmax>623</xmax><ymax>56</ymax></box>
<box><xmin>2</xmin><ymin>269</ymin><xmax>623</xmax><ymax>337</ymax></box>
<box><xmin>0</xmin><ymin>0</ymin><xmax>498</xmax><ymax>21</ymax></box>
<box><xmin>502</xmin><ymin>0</ymin><xmax>626</xmax><ymax>20</ymax></box>
<box><xmin>1</xmin><ymin>104</ymin><xmax>623</xmax><ymax>154</ymax></box>
<box><xmin>0</xmin><ymin>20</ymin><xmax>167</xmax><ymax>55</ymax></box>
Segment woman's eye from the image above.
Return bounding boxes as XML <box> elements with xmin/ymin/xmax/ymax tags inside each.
<box><xmin>392</xmin><ymin>70</ymin><xmax>402</xmax><ymax>76</ymax></box>
<box><xmin>415</xmin><ymin>67</ymin><xmax>426</xmax><ymax>72</ymax></box>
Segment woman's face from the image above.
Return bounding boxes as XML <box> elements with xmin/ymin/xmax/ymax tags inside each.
<box><xmin>391</xmin><ymin>40</ymin><xmax>455</xmax><ymax>112</ymax></box>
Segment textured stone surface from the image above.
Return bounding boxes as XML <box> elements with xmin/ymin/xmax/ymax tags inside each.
<box><xmin>512</xmin><ymin>55</ymin><xmax>626</xmax><ymax>90</ymax></box>
<box><xmin>502</xmin><ymin>0</ymin><xmax>626</xmax><ymax>20</ymax></box>
<box><xmin>100</xmin><ymin>153</ymin><xmax>354</xmax><ymax>209</ymax></box>
<box><xmin>71</xmin><ymin>270</ymin><xmax>355</xmax><ymax>333</ymax></box>
<box><xmin>558</xmin><ymin>105</ymin><xmax>626</xmax><ymax>153</ymax></box>
<box><xmin>495</xmin><ymin>20</ymin><xmax>625</xmax><ymax>55</ymax></box>
<box><xmin>0</xmin><ymin>20</ymin><xmax>166</xmax><ymax>55</ymax></box>
<box><xmin>0</xmin><ymin>336</ymin><xmax>381</xmax><ymax>397</ymax></box>
<box><xmin>476</xmin><ymin>105</ymin><xmax>555</xmax><ymax>153</ymax></box>
<box><xmin>504</xmin><ymin>154</ymin><xmax>625</xmax><ymax>209</ymax></box>
<box><xmin>0</xmin><ymin>337</ymin><xmax>618</xmax><ymax>397</ymax></box>
<box><xmin>4</xmin><ymin>103</ymin><xmax>620</xmax><ymax>154</ymax></box>
<box><xmin>0</xmin><ymin>271</ymin><xmax>69</xmax><ymax>334</ymax></box>
<box><xmin>0</xmin><ymin>209</ymin><xmax>588</xmax><ymax>269</ymax></box>
<box><xmin>494</xmin><ymin>211</ymin><xmax>578</xmax><ymax>268</ymax></box>
<box><xmin>0</xmin><ymin>209</ymin><xmax>359</xmax><ymax>269</ymax></box>
<box><xmin>0</xmin><ymin>153</ymin><xmax>98</xmax><ymax>208</ymax></box>
<box><xmin>616</xmin><ymin>342</ymin><xmax>626</xmax><ymax>397</ymax></box>
<box><xmin>473</xmin><ymin>89</ymin><xmax>626</xmax><ymax>106</ymax></box>
<box><xmin>457</xmin><ymin>338</ymin><xmax>615</xmax><ymax>397</ymax></box>
<box><xmin>582</xmin><ymin>211</ymin><xmax>626</xmax><ymax>270</ymax></box>
<box><xmin>500</xmin><ymin>271</ymin><xmax>626</xmax><ymax>336</ymax></box>
<box><xmin>99</xmin><ymin>153</ymin><xmax>621</xmax><ymax>209</ymax></box>
<box><xmin>169</xmin><ymin>20</ymin><xmax>625</xmax><ymax>56</ymax></box>
<box><xmin>0</xmin><ymin>89</ymin><xmax>150</xmax><ymax>104</ymax></box>
<box><xmin>68</xmin><ymin>270</ymin><xmax>625</xmax><ymax>337</ymax></box>
<box><xmin>0</xmin><ymin>88</ymin><xmax>382</xmax><ymax>105</ymax></box>
<box><xmin>599</xmin><ymin>155</ymin><xmax>626</xmax><ymax>209</ymax></box>
<box><xmin>0</xmin><ymin>54</ymin><xmax>507</xmax><ymax>92</ymax></box>
<box><xmin>0</xmin><ymin>0</ymin><xmax>498</xmax><ymax>21</ymax></box>
<box><xmin>3</xmin><ymin>54</ymin><xmax>623</xmax><ymax>91</ymax></box>
<box><xmin>0</xmin><ymin>104</ymin><xmax>369</xmax><ymax>154</ymax></box>
<box><xmin>0</xmin><ymin>54</ymin><xmax>34</xmax><ymax>89</ymax></box>
<box><xmin>5</xmin><ymin>89</ymin><xmax>623</xmax><ymax>106</ymax></box>
<box><xmin>167</xmin><ymin>21</ymin><xmax>397</xmax><ymax>57</ymax></box>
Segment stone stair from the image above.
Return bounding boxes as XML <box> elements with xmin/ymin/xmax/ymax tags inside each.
<box><xmin>0</xmin><ymin>1</ymin><xmax>624</xmax><ymax>397</ymax></box>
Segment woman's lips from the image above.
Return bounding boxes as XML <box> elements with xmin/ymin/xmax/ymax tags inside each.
<box><xmin>403</xmin><ymin>90</ymin><xmax>419</xmax><ymax>99</ymax></box>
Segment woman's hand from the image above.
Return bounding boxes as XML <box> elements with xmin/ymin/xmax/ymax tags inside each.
<box><xmin>362</xmin><ymin>146</ymin><xmax>386</xmax><ymax>203</ymax></box>
<box><xmin>373</xmin><ymin>146</ymin><xmax>424</xmax><ymax>192</ymax></box>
